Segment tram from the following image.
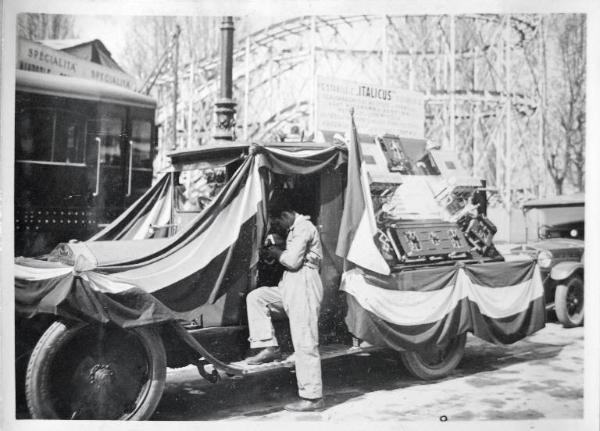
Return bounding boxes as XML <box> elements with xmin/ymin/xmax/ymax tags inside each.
<box><xmin>14</xmin><ymin>69</ymin><xmax>157</xmax><ymax>256</ymax></box>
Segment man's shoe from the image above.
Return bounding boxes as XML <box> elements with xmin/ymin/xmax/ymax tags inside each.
<box><xmin>284</xmin><ymin>397</ymin><xmax>325</xmax><ymax>412</ymax></box>
<box><xmin>245</xmin><ymin>346</ymin><xmax>281</xmax><ymax>365</ymax></box>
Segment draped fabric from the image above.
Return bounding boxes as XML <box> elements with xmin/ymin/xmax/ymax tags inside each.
<box><xmin>15</xmin><ymin>143</ymin><xmax>545</xmax><ymax>351</ymax></box>
<box><xmin>341</xmin><ymin>259</ymin><xmax>545</xmax><ymax>350</ymax></box>
<box><xmin>15</xmin><ymin>145</ymin><xmax>349</xmax><ymax>328</ymax></box>
<box><xmin>335</xmin><ymin>113</ymin><xmax>389</xmax><ymax>275</ymax></box>
<box><xmin>16</xmin><ymin>156</ymin><xmax>263</xmax><ymax>327</ymax></box>
<box><xmin>254</xmin><ymin>145</ymin><xmax>347</xmax><ymax>175</ymax></box>
<box><xmin>89</xmin><ymin>173</ymin><xmax>174</xmax><ymax>241</ymax></box>
<box><xmin>15</xmin><ymin>265</ymin><xmax>176</xmax><ymax>328</ymax></box>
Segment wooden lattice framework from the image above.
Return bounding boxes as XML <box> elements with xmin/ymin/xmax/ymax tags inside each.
<box><xmin>153</xmin><ymin>14</ymin><xmax>546</xmax><ymax>206</ymax></box>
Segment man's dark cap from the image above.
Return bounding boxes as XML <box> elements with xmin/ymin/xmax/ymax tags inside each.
<box><xmin>268</xmin><ymin>196</ymin><xmax>295</xmax><ymax>217</ymax></box>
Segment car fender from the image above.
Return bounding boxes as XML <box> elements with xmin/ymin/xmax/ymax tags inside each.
<box><xmin>550</xmin><ymin>261</ymin><xmax>583</xmax><ymax>281</ymax></box>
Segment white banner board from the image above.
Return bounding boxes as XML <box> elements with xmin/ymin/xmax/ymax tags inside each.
<box><xmin>316</xmin><ymin>76</ymin><xmax>424</xmax><ymax>138</ymax></box>
<box><xmin>18</xmin><ymin>38</ymin><xmax>136</xmax><ymax>90</ymax></box>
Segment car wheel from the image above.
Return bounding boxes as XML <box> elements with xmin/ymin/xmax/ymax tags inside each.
<box><xmin>555</xmin><ymin>276</ymin><xmax>584</xmax><ymax>328</ymax></box>
<box><xmin>26</xmin><ymin>320</ymin><xmax>166</xmax><ymax>420</ymax></box>
<box><xmin>399</xmin><ymin>333</ymin><xmax>467</xmax><ymax>380</ymax></box>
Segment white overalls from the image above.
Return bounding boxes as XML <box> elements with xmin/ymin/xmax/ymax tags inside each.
<box><xmin>246</xmin><ymin>214</ymin><xmax>324</xmax><ymax>399</ymax></box>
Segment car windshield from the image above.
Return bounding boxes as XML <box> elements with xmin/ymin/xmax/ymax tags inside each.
<box><xmin>524</xmin><ymin>204</ymin><xmax>585</xmax><ymax>241</ymax></box>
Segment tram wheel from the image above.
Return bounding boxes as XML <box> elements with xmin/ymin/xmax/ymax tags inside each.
<box><xmin>26</xmin><ymin>320</ymin><xmax>166</xmax><ymax>420</ymax></box>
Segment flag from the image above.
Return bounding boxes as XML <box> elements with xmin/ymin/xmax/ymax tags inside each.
<box><xmin>336</xmin><ymin>110</ymin><xmax>390</xmax><ymax>275</ymax></box>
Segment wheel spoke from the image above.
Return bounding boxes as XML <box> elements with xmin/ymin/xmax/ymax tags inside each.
<box><xmin>567</xmin><ymin>285</ymin><xmax>583</xmax><ymax>315</ymax></box>
<box><xmin>30</xmin><ymin>323</ymin><xmax>165</xmax><ymax>420</ymax></box>
<box><xmin>68</xmin><ymin>348</ymin><xmax>148</xmax><ymax>418</ymax></box>
<box><xmin>555</xmin><ymin>278</ymin><xmax>584</xmax><ymax>327</ymax></box>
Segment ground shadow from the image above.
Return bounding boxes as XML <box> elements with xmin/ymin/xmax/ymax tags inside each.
<box><xmin>151</xmin><ymin>336</ymin><xmax>566</xmax><ymax>420</ymax></box>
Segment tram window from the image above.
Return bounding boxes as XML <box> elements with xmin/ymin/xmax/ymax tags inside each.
<box><xmin>87</xmin><ymin>118</ymin><xmax>123</xmax><ymax>166</ymax></box>
<box><xmin>16</xmin><ymin>108</ymin><xmax>54</xmax><ymax>161</ymax></box>
<box><xmin>100</xmin><ymin>118</ymin><xmax>122</xmax><ymax>166</ymax></box>
<box><xmin>101</xmin><ymin>136</ymin><xmax>122</xmax><ymax>166</ymax></box>
<box><xmin>131</xmin><ymin>120</ymin><xmax>152</xmax><ymax>169</ymax></box>
<box><xmin>16</xmin><ymin>108</ymin><xmax>86</xmax><ymax>163</ymax></box>
<box><xmin>53</xmin><ymin>111</ymin><xmax>86</xmax><ymax>163</ymax></box>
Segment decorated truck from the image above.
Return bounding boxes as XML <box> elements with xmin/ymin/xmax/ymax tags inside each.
<box><xmin>15</xmin><ymin>117</ymin><xmax>545</xmax><ymax>420</ymax></box>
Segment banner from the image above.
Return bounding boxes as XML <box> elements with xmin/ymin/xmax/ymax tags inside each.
<box><xmin>316</xmin><ymin>76</ymin><xmax>424</xmax><ymax>138</ymax></box>
<box><xmin>18</xmin><ymin>38</ymin><xmax>136</xmax><ymax>90</ymax></box>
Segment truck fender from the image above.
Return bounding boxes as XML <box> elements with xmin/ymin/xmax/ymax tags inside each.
<box><xmin>550</xmin><ymin>261</ymin><xmax>583</xmax><ymax>281</ymax></box>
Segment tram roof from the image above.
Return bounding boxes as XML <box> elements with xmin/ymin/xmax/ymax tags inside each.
<box><xmin>16</xmin><ymin>70</ymin><xmax>156</xmax><ymax>110</ymax></box>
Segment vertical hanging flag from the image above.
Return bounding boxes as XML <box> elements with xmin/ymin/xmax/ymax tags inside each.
<box><xmin>336</xmin><ymin>109</ymin><xmax>390</xmax><ymax>275</ymax></box>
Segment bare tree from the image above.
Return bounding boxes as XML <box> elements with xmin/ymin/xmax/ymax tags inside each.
<box><xmin>122</xmin><ymin>17</ymin><xmax>223</xmax><ymax>150</ymax></box>
<box><xmin>524</xmin><ymin>15</ymin><xmax>585</xmax><ymax>196</ymax></box>
<box><xmin>17</xmin><ymin>14</ymin><xmax>76</xmax><ymax>40</ymax></box>
<box><xmin>541</xmin><ymin>15</ymin><xmax>586</xmax><ymax>195</ymax></box>
<box><xmin>558</xmin><ymin>15</ymin><xmax>586</xmax><ymax>192</ymax></box>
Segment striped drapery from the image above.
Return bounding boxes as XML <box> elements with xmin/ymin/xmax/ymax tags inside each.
<box><xmin>342</xmin><ymin>259</ymin><xmax>545</xmax><ymax>350</ymax></box>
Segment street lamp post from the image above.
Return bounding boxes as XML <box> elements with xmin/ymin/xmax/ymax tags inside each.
<box><xmin>213</xmin><ymin>16</ymin><xmax>237</xmax><ymax>141</ymax></box>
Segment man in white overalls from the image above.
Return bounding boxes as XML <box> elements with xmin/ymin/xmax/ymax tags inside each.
<box><xmin>245</xmin><ymin>202</ymin><xmax>325</xmax><ymax>412</ymax></box>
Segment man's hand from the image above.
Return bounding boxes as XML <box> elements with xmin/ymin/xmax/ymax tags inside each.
<box><xmin>265</xmin><ymin>245</ymin><xmax>283</xmax><ymax>260</ymax></box>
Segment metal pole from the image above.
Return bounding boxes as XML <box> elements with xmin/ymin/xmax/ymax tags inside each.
<box><xmin>221</xmin><ymin>17</ymin><xmax>234</xmax><ymax>100</ymax></box>
<box><xmin>213</xmin><ymin>16</ymin><xmax>237</xmax><ymax>141</ymax></box>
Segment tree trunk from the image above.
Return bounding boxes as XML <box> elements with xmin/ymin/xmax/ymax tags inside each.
<box><xmin>553</xmin><ymin>177</ymin><xmax>564</xmax><ymax>195</ymax></box>
<box><xmin>575</xmin><ymin>164</ymin><xmax>584</xmax><ymax>192</ymax></box>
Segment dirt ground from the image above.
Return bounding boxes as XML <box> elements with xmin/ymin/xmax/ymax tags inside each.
<box><xmin>152</xmin><ymin>321</ymin><xmax>583</xmax><ymax>422</ymax></box>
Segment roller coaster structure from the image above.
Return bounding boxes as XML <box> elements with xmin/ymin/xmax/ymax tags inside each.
<box><xmin>151</xmin><ymin>14</ymin><xmax>548</xmax><ymax>206</ymax></box>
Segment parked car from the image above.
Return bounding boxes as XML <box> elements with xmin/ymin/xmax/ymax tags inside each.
<box><xmin>512</xmin><ymin>194</ymin><xmax>584</xmax><ymax>328</ymax></box>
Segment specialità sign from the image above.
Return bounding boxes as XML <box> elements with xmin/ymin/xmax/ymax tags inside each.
<box><xmin>315</xmin><ymin>76</ymin><xmax>424</xmax><ymax>139</ymax></box>
<box><xmin>17</xmin><ymin>38</ymin><xmax>136</xmax><ymax>90</ymax></box>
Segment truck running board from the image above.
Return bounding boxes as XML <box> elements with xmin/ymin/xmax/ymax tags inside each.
<box><xmin>174</xmin><ymin>323</ymin><xmax>382</xmax><ymax>378</ymax></box>
<box><xmin>228</xmin><ymin>343</ymin><xmax>383</xmax><ymax>375</ymax></box>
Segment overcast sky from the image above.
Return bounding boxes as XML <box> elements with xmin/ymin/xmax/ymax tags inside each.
<box><xmin>72</xmin><ymin>15</ymin><xmax>133</xmax><ymax>65</ymax></box>
<box><xmin>70</xmin><ymin>14</ymin><xmax>294</xmax><ymax>67</ymax></box>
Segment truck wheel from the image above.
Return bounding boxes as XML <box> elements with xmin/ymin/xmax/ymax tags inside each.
<box><xmin>555</xmin><ymin>276</ymin><xmax>584</xmax><ymax>328</ymax></box>
<box><xmin>400</xmin><ymin>333</ymin><xmax>467</xmax><ymax>380</ymax></box>
<box><xmin>26</xmin><ymin>321</ymin><xmax>166</xmax><ymax>420</ymax></box>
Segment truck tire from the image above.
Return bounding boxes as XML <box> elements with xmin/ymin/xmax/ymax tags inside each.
<box><xmin>26</xmin><ymin>320</ymin><xmax>166</xmax><ymax>420</ymax></box>
<box><xmin>555</xmin><ymin>276</ymin><xmax>584</xmax><ymax>328</ymax></box>
<box><xmin>400</xmin><ymin>333</ymin><xmax>467</xmax><ymax>380</ymax></box>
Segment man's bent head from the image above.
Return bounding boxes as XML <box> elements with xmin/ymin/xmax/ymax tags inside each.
<box><xmin>269</xmin><ymin>198</ymin><xmax>297</xmax><ymax>231</ymax></box>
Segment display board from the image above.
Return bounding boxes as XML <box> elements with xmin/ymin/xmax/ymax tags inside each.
<box><xmin>315</xmin><ymin>76</ymin><xmax>424</xmax><ymax>138</ymax></box>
